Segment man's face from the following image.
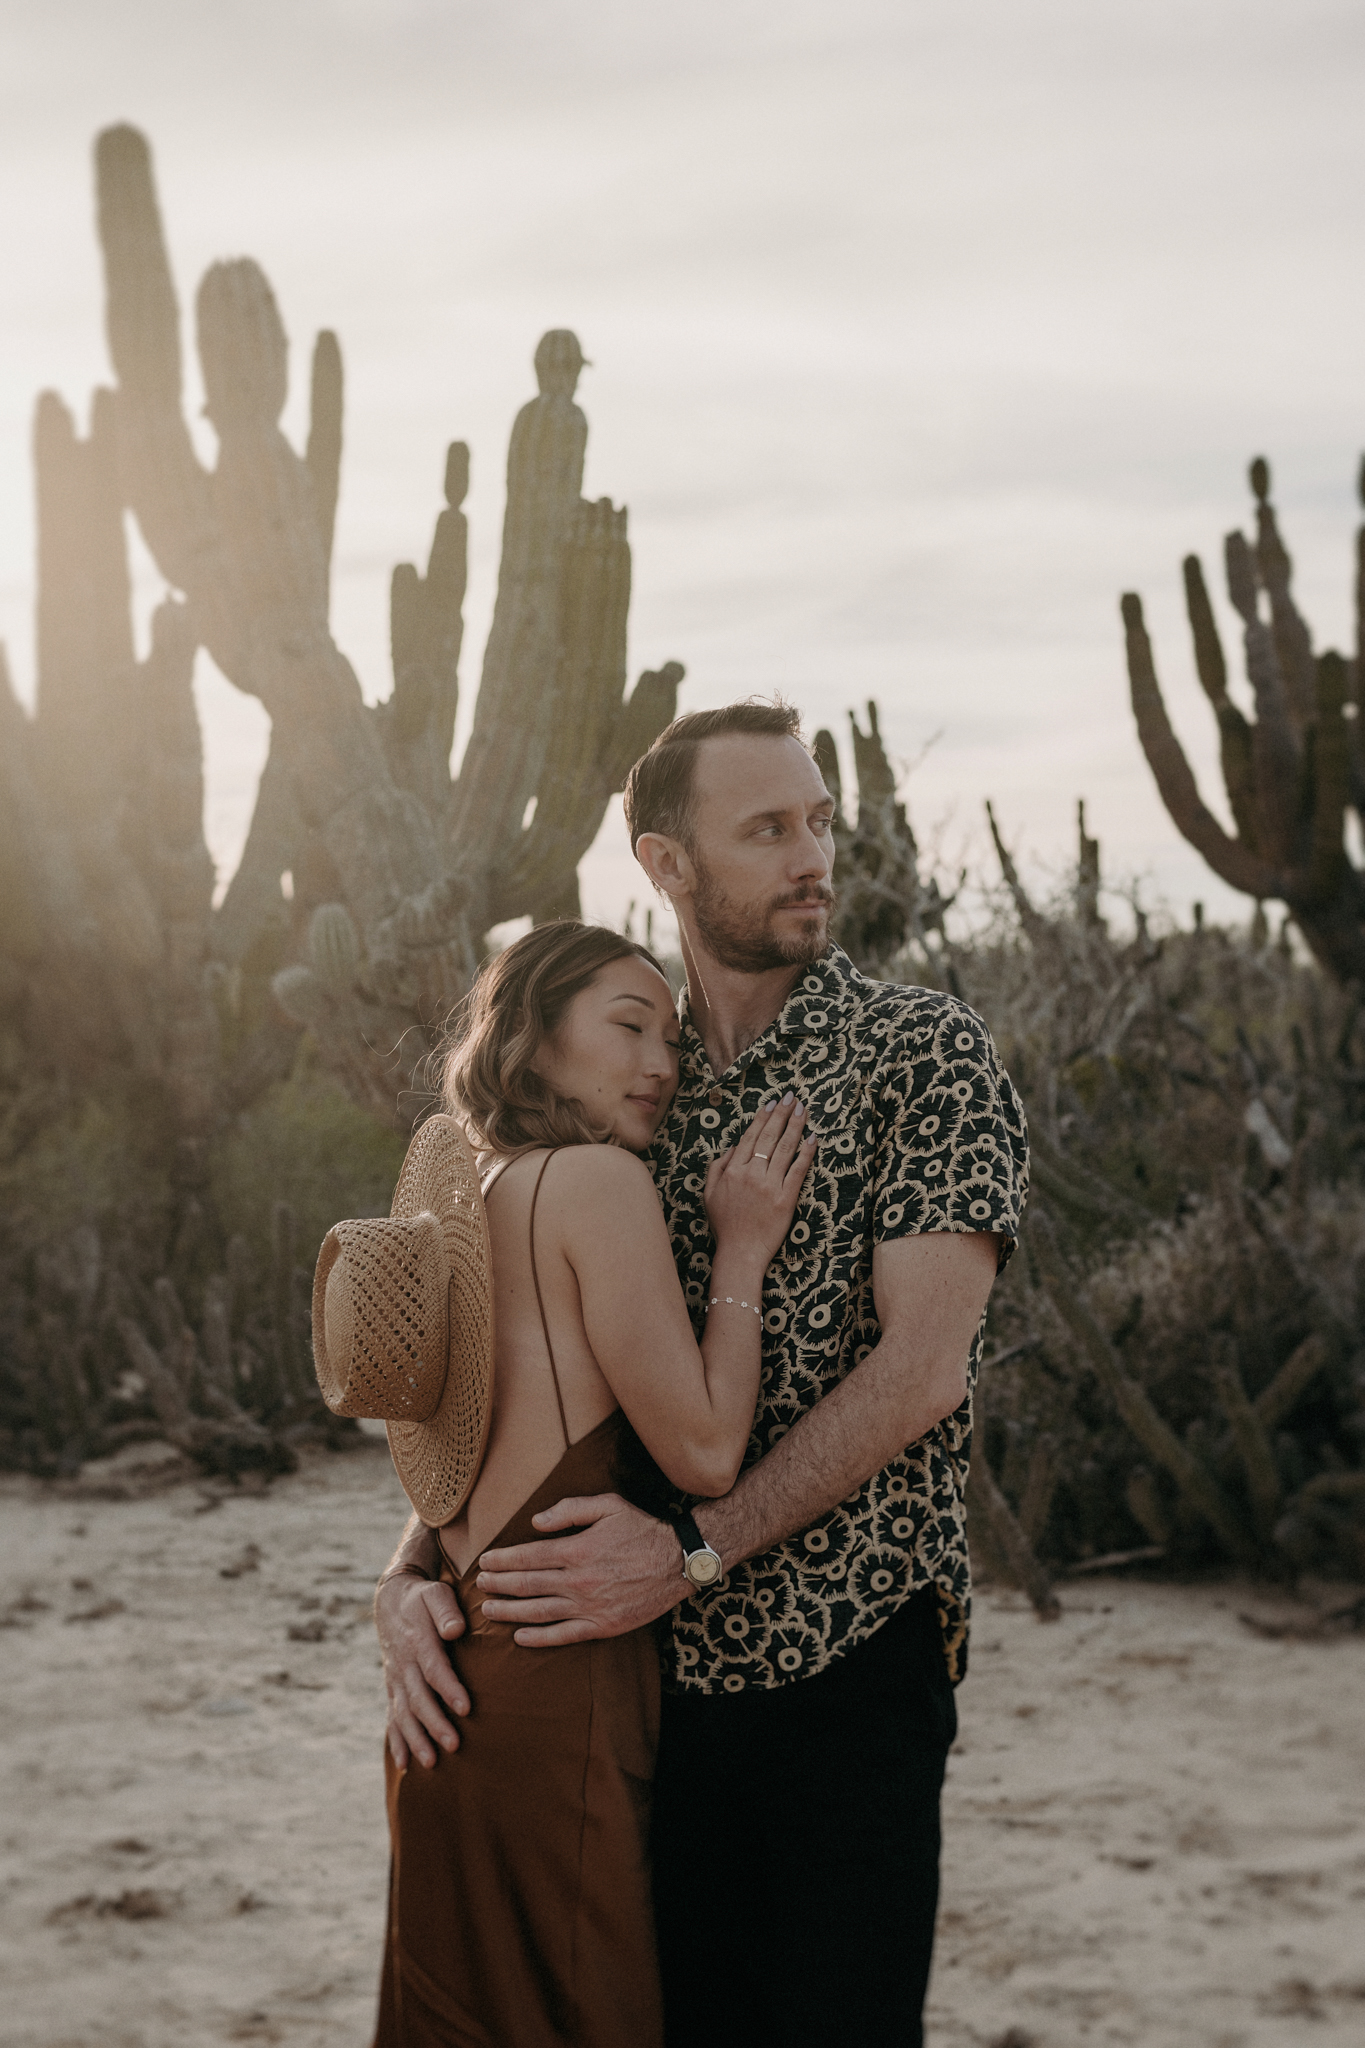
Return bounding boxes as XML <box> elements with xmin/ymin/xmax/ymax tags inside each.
<box><xmin>685</xmin><ymin>735</ymin><xmax>837</xmax><ymax>973</ymax></box>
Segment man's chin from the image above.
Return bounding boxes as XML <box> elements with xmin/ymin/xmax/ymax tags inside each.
<box><xmin>767</xmin><ymin>914</ymin><xmax>829</xmax><ymax>965</ymax></box>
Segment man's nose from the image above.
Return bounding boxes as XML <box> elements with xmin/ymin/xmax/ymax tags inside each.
<box><xmin>788</xmin><ymin>824</ymin><xmax>832</xmax><ymax>882</ymax></box>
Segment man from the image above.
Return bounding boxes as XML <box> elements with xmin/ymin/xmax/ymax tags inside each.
<box><xmin>376</xmin><ymin>701</ymin><xmax>1028</xmax><ymax>2045</ymax></box>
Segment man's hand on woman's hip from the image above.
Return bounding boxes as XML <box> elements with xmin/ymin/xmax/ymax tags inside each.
<box><xmin>375</xmin><ymin>1572</ymin><xmax>471</xmax><ymax>1770</ymax></box>
<box><xmin>477</xmin><ymin>1494</ymin><xmax>683</xmax><ymax>1646</ymax></box>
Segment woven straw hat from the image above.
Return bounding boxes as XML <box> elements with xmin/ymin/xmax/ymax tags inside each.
<box><xmin>311</xmin><ymin>1113</ymin><xmax>494</xmax><ymax>1526</ymax></box>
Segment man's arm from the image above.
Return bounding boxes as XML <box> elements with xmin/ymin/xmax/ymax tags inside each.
<box><xmin>374</xmin><ymin>1511</ymin><xmax>471</xmax><ymax>1769</ymax></box>
<box><xmin>477</xmin><ymin>1230</ymin><xmax>1000</xmax><ymax>1645</ymax></box>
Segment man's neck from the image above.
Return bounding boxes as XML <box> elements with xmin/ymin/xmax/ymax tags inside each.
<box><xmin>679</xmin><ymin>926</ymin><xmax>805</xmax><ymax>1077</ymax></box>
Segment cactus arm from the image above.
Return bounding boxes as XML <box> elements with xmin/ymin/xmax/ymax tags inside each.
<box><xmin>381</xmin><ymin>443</ymin><xmax>468</xmax><ymax>824</ymax></box>
<box><xmin>811</xmin><ymin>727</ymin><xmax>844</xmax><ymax>819</ymax></box>
<box><xmin>1306</xmin><ymin>651</ymin><xmax>1350</xmax><ymax>905</ymax></box>
<box><xmin>305</xmin><ymin>330</ymin><xmax>343</xmax><ymax>584</ymax></box>
<box><xmin>1181</xmin><ymin>552</ymin><xmax>1229</xmax><ymax>703</ymax></box>
<box><xmin>449</xmin><ymin>332</ymin><xmax>588</xmax><ymax>876</ymax></box>
<box><xmin>985</xmin><ymin>798</ymin><xmax>1048</xmax><ymax>943</ymax></box>
<box><xmin>94</xmin><ymin>125</ymin><xmax>213</xmax><ymax>586</ymax></box>
<box><xmin>33</xmin><ymin>387</ymin><xmax>140</xmax><ymax>833</ymax></box>
<box><xmin>212</xmin><ymin>740</ymin><xmax>300</xmax><ymax>966</ymax></box>
<box><xmin>501</xmin><ymin>495</ymin><xmax>631</xmax><ymax>922</ymax></box>
<box><xmin>1224</xmin><ymin>531</ymin><xmax>1304</xmax><ymax>868</ymax></box>
<box><xmin>425</xmin><ymin>443</ymin><xmax>469</xmax><ymax>789</ymax></box>
<box><xmin>1121</xmin><ymin>592</ymin><xmax>1281</xmax><ymax>899</ymax></box>
<box><xmin>1250</xmin><ymin>458</ymin><xmax>1316</xmax><ymax>726</ymax></box>
<box><xmin>608</xmin><ymin>661</ymin><xmax>685</xmax><ymax>792</ymax></box>
<box><xmin>1076</xmin><ymin>800</ymin><xmax>1101</xmax><ymax>926</ymax></box>
<box><xmin>849</xmin><ymin>701</ymin><xmax>897</xmax><ymax>808</ymax></box>
<box><xmin>1182</xmin><ymin>554</ymin><xmax>1259</xmax><ymax>850</ymax></box>
<box><xmin>1254</xmin><ymin>1332</ymin><xmax>1327</xmax><ymax>1432</ymax></box>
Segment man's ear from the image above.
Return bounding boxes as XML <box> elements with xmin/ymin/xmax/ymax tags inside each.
<box><xmin>635</xmin><ymin>831</ymin><xmax>694</xmax><ymax>903</ymax></box>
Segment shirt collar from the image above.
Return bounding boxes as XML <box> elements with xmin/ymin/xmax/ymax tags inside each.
<box><xmin>676</xmin><ymin>944</ymin><xmax>865</xmax><ymax>1085</ymax></box>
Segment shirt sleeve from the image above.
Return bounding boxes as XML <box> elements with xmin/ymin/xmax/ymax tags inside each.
<box><xmin>871</xmin><ymin>997</ymin><xmax>1029</xmax><ymax>1269</ymax></box>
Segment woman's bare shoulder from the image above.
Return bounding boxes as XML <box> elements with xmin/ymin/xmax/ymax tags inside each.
<box><xmin>543</xmin><ymin>1143</ymin><xmax>657</xmax><ymax>1198</ymax></box>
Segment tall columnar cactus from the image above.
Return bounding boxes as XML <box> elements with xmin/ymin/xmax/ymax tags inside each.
<box><xmin>21</xmin><ymin>375</ymin><xmax>218</xmax><ymax>1155</ymax></box>
<box><xmin>0</xmin><ymin>122</ymin><xmax>684</xmax><ymax>1138</ymax></box>
<box><xmin>1122</xmin><ymin>459</ymin><xmax>1365</xmax><ymax>984</ymax></box>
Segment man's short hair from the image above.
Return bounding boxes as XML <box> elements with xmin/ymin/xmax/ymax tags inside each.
<box><xmin>622</xmin><ymin>700</ymin><xmax>804</xmax><ymax>853</ymax></box>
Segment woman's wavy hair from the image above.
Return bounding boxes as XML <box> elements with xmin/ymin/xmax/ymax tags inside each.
<box><xmin>442</xmin><ymin>921</ymin><xmax>672</xmax><ymax>1155</ymax></box>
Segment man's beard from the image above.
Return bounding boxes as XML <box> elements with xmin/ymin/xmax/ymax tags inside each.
<box><xmin>691</xmin><ymin>861</ymin><xmax>836</xmax><ymax>974</ymax></box>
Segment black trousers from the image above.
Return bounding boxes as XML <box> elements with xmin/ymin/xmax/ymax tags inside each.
<box><xmin>651</xmin><ymin>1589</ymin><xmax>958</xmax><ymax>2048</ymax></box>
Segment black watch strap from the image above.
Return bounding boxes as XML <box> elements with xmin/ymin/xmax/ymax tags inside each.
<box><xmin>670</xmin><ymin>1510</ymin><xmax>723</xmax><ymax>1589</ymax></box>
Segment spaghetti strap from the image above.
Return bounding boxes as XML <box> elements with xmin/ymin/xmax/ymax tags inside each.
<box><xmin>528</xmin><ymin>1149</ymin><xmax>571</xmax><ymax>1452</ymax></box>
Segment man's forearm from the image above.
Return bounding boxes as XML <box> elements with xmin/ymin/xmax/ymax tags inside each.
<box><xmin>693</xmin><ymin>1335</ymin><xmax>964</xmax><ymax>1572</ymax></box>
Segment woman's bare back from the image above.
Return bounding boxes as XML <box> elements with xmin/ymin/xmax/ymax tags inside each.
<box><xmin>439</xmin><ymin>1150</ymin><xmax>619</xmax><ymax>1574</ymax></box>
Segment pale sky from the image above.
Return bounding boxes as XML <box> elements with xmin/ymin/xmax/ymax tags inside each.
<box><xmin>3</xmin><ymin>0</ymin><xmax>1365</xmax><ymax>941</ymax></box>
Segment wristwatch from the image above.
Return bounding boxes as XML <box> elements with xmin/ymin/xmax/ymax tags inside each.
<box><xmin>670</xmin><ymin>1510</ymin><xmax>724</xmax><ymax>1591</ymax></box>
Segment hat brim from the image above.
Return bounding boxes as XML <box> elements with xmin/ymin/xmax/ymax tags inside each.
<box><xmin>382</xmin><ymin>1114</ymin><xmax>496</xmax><ymax>1527</ymax></box>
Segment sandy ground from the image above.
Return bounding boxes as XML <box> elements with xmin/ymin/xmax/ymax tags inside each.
<box><xmin>1</xmin><ymin>1437</ymin><xmax>1362</xmax><ymax>2048</ymax></box>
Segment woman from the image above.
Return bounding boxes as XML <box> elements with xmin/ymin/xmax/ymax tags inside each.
<box><xmin>367</xmin><ymin>923</ymin><xmax>814</xmax><ymax>2047</ymax></box>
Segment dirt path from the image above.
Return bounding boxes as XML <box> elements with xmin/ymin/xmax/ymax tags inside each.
<box><xmin>2</xmin><ymin>1441</ymin><xmax>1362</xmax><ymax>2047</ymax></box>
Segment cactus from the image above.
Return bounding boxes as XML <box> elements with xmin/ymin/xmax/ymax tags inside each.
<box><xmin>813</xmin><ymin>703</ymin><xmax>953</xmax><ymax>973</ymax></box>
<box><xmin>1</xmin><ymin>124</ymin><xmax>683</xmax><ymax>1148</ymax></box>
<box><xmin>1122</xmin><ymin>457</ymin><xmax>1365</xmax><ymax>984</ymax></box>
<box><xmin>82</xmin><ymin>126</ymin><xmax>682</xmax><ymax>1111</ymax></box>
<box><xmin>308</xmin><ymin>903</ymin><xmax>361</xmax><ymax>992</ymax></box>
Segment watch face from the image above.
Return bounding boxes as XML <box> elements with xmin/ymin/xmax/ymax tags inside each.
<box><xmin>687</xmin><ymin>1550</ymin><xmax>722</xmax><ymax>1587</ymax></box>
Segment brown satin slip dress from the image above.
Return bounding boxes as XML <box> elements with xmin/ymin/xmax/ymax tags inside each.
<box><xmin>373</xmin><ymin>1151</ymin><xmax>665</xmax><ymax>2048</ymax></box>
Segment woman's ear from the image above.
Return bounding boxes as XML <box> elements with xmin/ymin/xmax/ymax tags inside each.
<box><xmin>635</xmin><ymin>832</ymin><xmax>692</xmax><ymax>902</ymax></box>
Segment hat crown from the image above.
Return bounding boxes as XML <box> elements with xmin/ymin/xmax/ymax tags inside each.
<box><xmin>315</xmin><ymin>1212</ymin><xmax>450</xmax><ymax>1422</ymax></box>
<box><xmin>311</xmin><ymin>1115</ymin><xmax>497</xmax><ymax>1526</ymax></box>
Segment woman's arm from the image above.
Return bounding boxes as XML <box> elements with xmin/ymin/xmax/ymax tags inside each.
<box><xmin>557</xmin><ymin>1097</ymin><xmax>814</xmax><ymax>1497</ymax></box>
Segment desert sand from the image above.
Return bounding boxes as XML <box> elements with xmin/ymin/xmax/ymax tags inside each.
<box><xmin>1</xmin><ymin>1435</ymin><xmax>1362</xmax><ymax>2048</ymax></box>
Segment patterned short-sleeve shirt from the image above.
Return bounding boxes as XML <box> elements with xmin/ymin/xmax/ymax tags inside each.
<box><xmin>649</xmin><ymin>943</ymin><xmax>1028</xmax><ymax>1694</ymax></box>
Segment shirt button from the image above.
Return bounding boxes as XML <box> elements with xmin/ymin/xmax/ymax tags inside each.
<box><xmin>708</xmin><ymin>1088</ymin><xmax>723</xmax><ymax>1106</ymax></box>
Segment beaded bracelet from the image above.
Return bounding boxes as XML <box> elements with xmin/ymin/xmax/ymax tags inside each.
<box><xmin>709</xmin><ymin>1295</ymin><xmax>762</xmax><ymax>1317</ymax></box>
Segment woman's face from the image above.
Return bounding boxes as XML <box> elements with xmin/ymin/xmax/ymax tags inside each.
<box><xmin>532</xmin><ymin>955</ymin><xmax>680</xmax><ymax>1152</ymax></box>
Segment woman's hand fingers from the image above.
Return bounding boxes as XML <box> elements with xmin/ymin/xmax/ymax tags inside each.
<box><xmin>738</xmin><ymin>1093</ymin><xmax>798</xmax><ymax>1168</ymax></box>
<box><xmin>764</xmin><ymin>1097</ymin><xmax>808</xmax><ymax>1174</ymax></box>
<box><xmin>784</xmin><ymin>1128</ymin><xmax>819</xmax><ymax>1194</ymax></box>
